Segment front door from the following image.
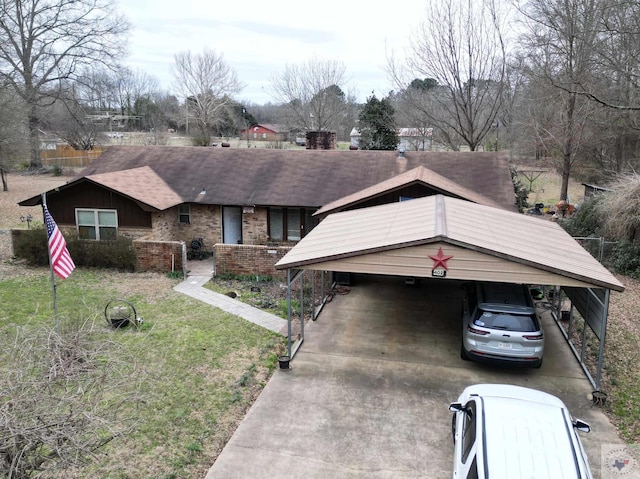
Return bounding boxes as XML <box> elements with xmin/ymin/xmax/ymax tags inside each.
<box><xmin>222</xmin><ymin>206</ymin><xmax>242</xmax><ymax>244</ymax></box>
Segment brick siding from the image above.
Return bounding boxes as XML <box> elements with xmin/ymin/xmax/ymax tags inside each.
<box><xmin>214</xmin><ymin>244</ymin><xmax>292</xmax><ymax>279</ymax></box>
<box><xmin>133</xmin><ymin>240</ymin><xmax>184</xmax><ymax>273</ymax></box>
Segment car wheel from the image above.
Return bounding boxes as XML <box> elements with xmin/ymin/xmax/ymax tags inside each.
<box><xmin>460</xmin><ymin>344</ymin><xmax>470</xmax><ymax>361</ymax></box>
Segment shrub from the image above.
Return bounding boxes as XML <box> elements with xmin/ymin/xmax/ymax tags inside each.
<box><xmin>66</xmin><ymin>236</ymin><xmax>136</xmax><ymax>271</ymax></box>
<box><xmin>12</xmin><ymin>226</ymin><xmax>49</xmax><ymax>266</ymax></box>
<box><xmin>510</xmin><ymin>166</ymin><xmax>529</xmax><ymax>213</ymax></box>
<box><xmin>13</xmin><ymin>229</ymin><xmax>136</xmax><ymax>271</ymax></box>
<box><xmin>558</xmin><ymin>195</ymin><xmax>604</xmax><ymax>238</ymax></box>
<box><xmin>598</xmin><ymin>174</ymin><xmax>640</xmax><ymax>241</ymax></box>
<box><xmin>608</xmin><ymin>241</ymin><xmax>640</xmax><ymax>279</ymax></box>
<box><xmin>559</xmin><ymin>191</ymin><xmax>640</xmax><ymax>276</ymax></box>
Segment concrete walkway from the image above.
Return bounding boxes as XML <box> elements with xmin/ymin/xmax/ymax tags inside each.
<box><xmin>173</xmin><ymin>275</ymin><xmax>287</xmax><ymax>334</ymax></box>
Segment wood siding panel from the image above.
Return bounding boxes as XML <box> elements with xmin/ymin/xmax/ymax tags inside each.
<box><xmin>47</xmin><ymin>183</ymin><xmax>151</xmax><ymax>227</ymax></box>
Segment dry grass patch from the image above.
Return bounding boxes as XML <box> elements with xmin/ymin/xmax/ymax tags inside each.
<box><xmin>0</xmin><ymin>172</ymin><xmax>71</xmax><ymax>229</ymax></box>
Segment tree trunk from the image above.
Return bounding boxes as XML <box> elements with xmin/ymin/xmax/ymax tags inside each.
<box><xmin>28</xmin><ymin>105</ymin><xmax>42</xmax><ymax>170</ymax></box>
<box><xmin>560</xmin><ymin>152</ymin><xmax>571</xmax><ymax>201</ymax></box>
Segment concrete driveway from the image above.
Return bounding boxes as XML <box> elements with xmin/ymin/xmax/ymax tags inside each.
<box><xmin>207</xmin><ymin>275</ymin><xmax>623</xmax><ymax>478</ymax></box>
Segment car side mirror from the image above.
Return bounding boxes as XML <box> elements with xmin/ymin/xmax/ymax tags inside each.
<box><xmin>573</xmin><ymin>419</ymin><xmax>590</xmax><ymax>433</ymax></box>
<box><xmin>449</xmin><ymin>402</ymin><xmax>464</xmax><ymax>413</ymax></box>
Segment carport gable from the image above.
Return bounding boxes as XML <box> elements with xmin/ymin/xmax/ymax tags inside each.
<box><xmin>275</xmin><ymin>195</ymin><xmax>624</xmax><ymax>292</ymax></box>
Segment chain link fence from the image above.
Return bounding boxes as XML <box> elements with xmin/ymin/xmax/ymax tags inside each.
<box><xmin>574</xmin><ymin>236</ymin><xmax>618</xmax><ymax>264</ymax></box>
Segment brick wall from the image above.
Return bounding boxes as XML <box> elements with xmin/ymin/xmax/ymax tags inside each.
<box><xmin>214</xmin><ymin>244</ymin><xmax>292</xmax><ymax>279</ymax></box>
<box><xmin>148</xmin><ymin>205</ymin><xmax>271</xmax><ymax>248</ymax></box>
<box><xmin>133</xmin><ymin>240</ymin><xmax>184</xmax><ymax>273</ymax></box>
<box><xmin>149</xmin><ymin>206</ymin><xmax>221</xmax><ymax>251</ymax></box>
<box><xmin>242</xmin><ymin>207</ymin><xmax>268</xmax><ymax>244</ymax></box>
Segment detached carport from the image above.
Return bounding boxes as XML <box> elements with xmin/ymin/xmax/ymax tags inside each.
<box><xmin>275</xmin><ymin>194</ymin><xmax>624</xmax><ymax>389</ymax></box>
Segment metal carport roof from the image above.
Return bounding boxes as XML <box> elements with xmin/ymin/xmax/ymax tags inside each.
<box><xmin>276</xmin><ymin>194</ymin><xmax>624</xmax><ymax>292</ymax></box>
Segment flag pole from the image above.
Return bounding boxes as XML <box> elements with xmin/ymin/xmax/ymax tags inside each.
<box><xmin>42</xmin><ymin>192</ymin><xmax>59</xmax><ymax>332</ymax></box>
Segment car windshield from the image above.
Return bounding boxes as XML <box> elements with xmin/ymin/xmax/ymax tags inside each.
<box><xmin>474</xmin><ymin>311</ymin><xmax>538</xmax><ymax>332</ymax></box>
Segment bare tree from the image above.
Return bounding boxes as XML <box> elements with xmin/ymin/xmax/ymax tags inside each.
<box><xmin>70</xmin><ymin>66</ymin><xmax>166</xmax><ymax>139</ymax></box>
<box><xmin>389</xmin><ymin>0</ymin><xmax>507</xmax><ymax>151</ymax></box>
<box><xmin>73</xmin><ymin>67</ymin><xmax>119</xmax><ymax>113</ymax></box>
<box><xmin>269</xmin><ymin>56</ymin><xmax>356</xmax><ymax>134</ymax></box>
<box><xmin>0</xmin><ymin>87</ymin><xmax>28</xmax><ymax>191</ymax></box>
<box><xmin>495</xmin><ymin>54</ymin><xmax>529</xmax><ymax>153</ymax></box>
<box><xmin>516</xmin><ymin>0</ymin><xmax>602</xmax><ymax>199</ymax></box>
<box><xmin>113</xmin><ymin>67</ymin><xmax>160</xmax><ymax>130</ymax></box>
<box><xmin>172</xmin><ymin>48</ymin><xmax>243</xmax><ymax>146</ymax></box>
<box><xmin>581</xmin><ymin>1</ymin><xmax>640</xmax><ymax>174</ymax></box>
<box><xmin>46</xmin><ymin>90</ymin><xmax>102</xmax><ymax>151</ymax></box>
<box><xmin>0</xmin><ymin>0</ymin><xmax>130</xmax><ymax>169</ymax></box>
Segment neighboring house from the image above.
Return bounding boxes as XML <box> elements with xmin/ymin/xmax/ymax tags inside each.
<box><xmin>239</xmin><ymin>124</ymin><xmax>287</xmax><ymax>142</ymax></box>
<box><xmin>38</xmin><ymin>130</ymin><xmax>62</xmax><ymax>151</ymax></box>
<box><xmin>397</xmin><ymin>128</ymin><xmax>433</xmax><ymax>151</ymax></box>
<box><xmin>350</xmin><ymin>127</ymin><xmax>433</xmax><ymax>151</ymax></box>
<box><xmin>18</xmin><ymin>146</ymin><xmax>516</xmax><ymax>273</ymax></box>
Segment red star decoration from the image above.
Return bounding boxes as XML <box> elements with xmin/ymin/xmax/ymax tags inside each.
<box><xmin>429</xmin><ymin>247</ymin><xmax>453</xmax><ymax>270</ymax></box>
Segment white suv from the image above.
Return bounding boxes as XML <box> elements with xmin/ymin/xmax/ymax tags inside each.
<box><xmin>449</xmin><ymin>384</ymin><xmax>593</xmax><ymax>479</ymax></box>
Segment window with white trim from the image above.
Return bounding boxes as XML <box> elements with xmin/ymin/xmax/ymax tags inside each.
<box><xmin>178</xmin><ymin>204</ymin><xmax>190</xmax><ymax>224</ymax></box>
<box><xmin>76</xmin><ymin>209</ymin><xmax>118</xmax><ymax>240</ymax></box>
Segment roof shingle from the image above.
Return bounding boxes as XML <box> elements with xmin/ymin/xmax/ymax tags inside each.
<box><xmin>74</xmin><ymin>146</ymin><xmax>516</xmax><ymax>210</ymax></box>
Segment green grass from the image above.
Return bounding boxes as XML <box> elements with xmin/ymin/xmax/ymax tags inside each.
<box><xmin>0</xmin><ymin>268</ymin><xmax>285</xmax><ymax>478</ymax></box>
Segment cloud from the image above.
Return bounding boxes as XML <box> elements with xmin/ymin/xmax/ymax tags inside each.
<box><xmin>117</xmin><ymin>0</ymin><xmax>424</xmax><ymax>104</ymax></box>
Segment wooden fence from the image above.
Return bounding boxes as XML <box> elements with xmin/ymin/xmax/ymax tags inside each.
<box><xmin>41</xmin><ymin>146</ymin><xmax>103</xmax><ymax>168</ymax></box>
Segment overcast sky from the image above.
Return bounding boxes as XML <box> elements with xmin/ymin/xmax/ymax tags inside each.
<box><xmin>117</xmin><ymin>0</ymin><xmax>426</xmax><ymax>105</ymax></box>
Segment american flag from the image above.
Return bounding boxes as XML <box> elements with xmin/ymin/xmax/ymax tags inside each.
<box><xmin>44</xmin><ymin>206</ymin><xmax>75</xmax><ymax>279</ymax></box>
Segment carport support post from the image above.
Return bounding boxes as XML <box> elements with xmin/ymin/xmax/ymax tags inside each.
<box><xmin>311</xmin><ymin>271</ymin><xmax>316</xmax><ymax>318</ymax></box>
<box><xmin>286</xmin><ymin>268</ymin><xmax>292</xmax><ymax>358</ymax></box>
<box><xmin>596</xmin><ymin>289</ymin><xmax>610</xmax><ymax>390</ymax></box>
<box><xmin>579</xmin><ymin>292</ymin><xmax>592</xmax><ymax>363</ymax></box>
<box><xmin>299</xmin><ymin>271</ymin><xmax>304</xmax><ymax>340</ymax></box>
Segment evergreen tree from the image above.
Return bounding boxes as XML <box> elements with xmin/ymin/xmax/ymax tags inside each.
<box><xmin>358</xmin><ymin>94</ymin><xmax>398</xmax><ymax>150</ymax></box>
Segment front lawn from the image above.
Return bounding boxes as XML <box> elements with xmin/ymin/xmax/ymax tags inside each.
<box><xmin>0</xmin><ymin>267</ymin><xmax>285</xmax><ymax>478</ymax></box>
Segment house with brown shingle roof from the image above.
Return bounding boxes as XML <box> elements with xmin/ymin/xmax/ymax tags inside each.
<box><xmin>19</xmin><ymin>146</ymin><xmax>516</xmax><ymax>274</ymax></box>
